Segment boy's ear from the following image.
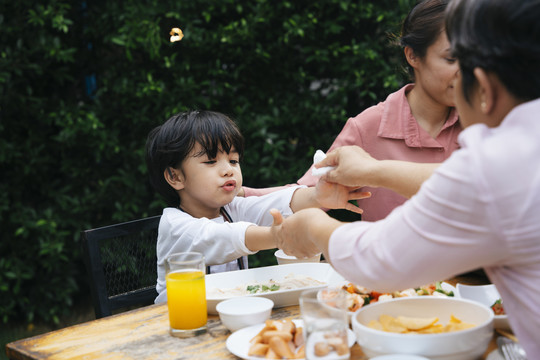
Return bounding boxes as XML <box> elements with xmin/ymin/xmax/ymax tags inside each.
<box><xmin>164</xmin><ymin>167</ymin><xmax>185</xmax><ymax>190</ymax></box>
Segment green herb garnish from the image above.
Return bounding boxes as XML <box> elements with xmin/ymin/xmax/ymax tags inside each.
<box><xmin>247</xmin><ymin>285</ymin><xmax>261</xmax><ymax>294</ymax></box>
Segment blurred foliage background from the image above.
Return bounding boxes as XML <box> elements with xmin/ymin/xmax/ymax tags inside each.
<box><xmin>0</xmin><ymin>0</ymin><xmax>415</xmax><ymax>344</ymax></box>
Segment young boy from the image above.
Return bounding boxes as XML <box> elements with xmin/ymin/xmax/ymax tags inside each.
<box><xmin>146</xmin><ymin>110</ymin><xmax>362</xmax><ymax>303</ymax></box>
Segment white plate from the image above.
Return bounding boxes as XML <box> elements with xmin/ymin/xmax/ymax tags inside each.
<box><xmin>206</xmin><ymin>263</ymin><xmax>345</xmax><ymax>314</ymax></box>
<box><xmin>226</xmin><ymin>319</ymin><xmax>356</xmax><ymax>360</ymax></box>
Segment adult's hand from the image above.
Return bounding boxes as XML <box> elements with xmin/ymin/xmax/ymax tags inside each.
<box><xmin>316</xmin><ymin>146</ymin><xmax>379</xmax><ymax>188</ymax></box>
<box><xmin>270</xmin><ymin>208</ymin><xmax>342</xmax><ymax>260</ymax></box>
<box><xmin>317</xmin><ymin>145</ymin><xmax>440</xmax><ymax>199</ymax></box>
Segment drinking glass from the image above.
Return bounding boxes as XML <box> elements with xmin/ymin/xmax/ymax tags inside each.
<box><xmin>165</xmin><ymin>252</ymin><xmax>207</xmax><ymax>337</ymax></box>
<box><xmin>299</xmin><ymin>288</ymin><xmax>350</xmax><ymax>359</ymax></box>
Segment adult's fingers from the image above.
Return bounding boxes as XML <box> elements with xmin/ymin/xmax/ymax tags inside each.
<box><xmin>314</xmin><ymin>148</ymin><xmax>339</xmax><ymax>168</ymax></box>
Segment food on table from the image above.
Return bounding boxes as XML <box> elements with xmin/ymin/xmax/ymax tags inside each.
<box><xmin>312</xmin><ymin>330</ymin><xmax>348</xmax><ymax>357</ymax></box>
<box><xmin>368</xmin><ymin>314</ymin><xmax>476</xmax><ymax>334</ymax></box>
<box><xmin>207</xmin><ymin>273</ymin><xmax>325</xmax><ymax>298</ymax></box>
<box><xmin>491</xmin><ymin>298</ymin><xmax>505</xmax><ymax>315</ymax></box>
<box><xmin>248</xmin><ymin>319</ymin><xmax>304</xmax><ymax>359</ymax></box>
<box><xmin>332</xmin><ymin>281</ymin><xmax>454</xmax><ymax>312</ymax></box>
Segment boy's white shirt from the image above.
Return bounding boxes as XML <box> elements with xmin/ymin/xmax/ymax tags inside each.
<box><xmin>154</xmin><ymin>185</ymin><xmax>304</xmax><ymax>303</ymax></box>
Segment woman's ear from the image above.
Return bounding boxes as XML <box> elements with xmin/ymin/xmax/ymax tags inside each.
<box><xmin>473</xmin><ymin>67</ymin><xmax>495</xmax><ymax>114</ymax></box>
<box><xmin>404</xmin><ymin>46</ymin><xmax>419</xmax><ymax>69</ymax></box>
<box><xmin>164</xmin><ymin>167</ymin><xmax>185</xmax><ymax>190</ymax></box>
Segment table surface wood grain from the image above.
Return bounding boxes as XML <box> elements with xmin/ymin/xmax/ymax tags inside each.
<box><xmin>5</xmin><ymin>271</ymin><xmax>500</xmax><ymax>360</ymax></box>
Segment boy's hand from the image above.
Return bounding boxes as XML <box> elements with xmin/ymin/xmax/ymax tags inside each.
<box><xmin>315</xmin><ymin>179</ymin><xmax>371</xmax><ymax>214</ymax></box>
<box><xmin>269</xmin><ymin>208</ymin><xmax>322</xmax><ymax>259</ymax></box>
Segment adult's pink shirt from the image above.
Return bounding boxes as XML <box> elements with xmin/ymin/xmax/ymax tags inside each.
<box><xmin>244</xmin><ymin>84</ymin><xmax>462</xmax><ymax>221</ymax></box>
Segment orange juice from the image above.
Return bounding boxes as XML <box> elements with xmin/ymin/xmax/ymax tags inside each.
<box><xmin>166</xmin><ymin>270</ymin><xmax>207</xmax><ymax>330</ymax></box>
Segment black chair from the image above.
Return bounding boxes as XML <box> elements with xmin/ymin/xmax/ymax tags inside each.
<box><xmin>81</xmin><ymin>215</ymin><xmax>161</xmax><ymax>319</ymax></box>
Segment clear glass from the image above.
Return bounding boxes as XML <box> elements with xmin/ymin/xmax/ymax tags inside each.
<box><xmin>299</xmin><ymin>288</ymin><xmax>350</xmax><ymax>359</ymax></box>
<box><xmin>165</xmin><ymin>252</ymin><xmax>207</xmax><ymax>337</ymax></box>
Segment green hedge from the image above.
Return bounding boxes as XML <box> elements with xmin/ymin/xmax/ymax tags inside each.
<box><xmin>0</xmin><ymin>0</ymin><xmax>414</xmax><ymax>325</ymax></box>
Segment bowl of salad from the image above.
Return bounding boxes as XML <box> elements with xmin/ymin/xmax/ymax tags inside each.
<box><xmin>318</xmin><ymin>282</ymin><xmax>456</xmax><ymax>322</ymax></box>
<box><xmin>456</xmin><ymin>283</ymin><xmax>511</xmax><ymax>331</ymax></box>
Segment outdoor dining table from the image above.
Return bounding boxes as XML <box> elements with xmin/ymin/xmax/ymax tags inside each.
<box><xmin>5</xmin><ymin>272</ymin><xmax>500</xmax><ymax>360</ymax></box>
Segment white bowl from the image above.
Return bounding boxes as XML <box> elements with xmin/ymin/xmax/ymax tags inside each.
<box><xmin>274</xmin><ymin>249</ymin><xmax>321</xmax><ymax>265</ymax></box>
<box><xmin>351</xmin><ymin>297</ymin><xmax>494</xmax><ymax>360</ymax></box>
<box><xmin>216</xmin><ymin>296</ymin><xmax>274</xmax><ymax>332</ymax></box>
<box><xmin>456</xmin><ymin>283</ymin><xmax>511</xmax><ymax>331</ymax></box>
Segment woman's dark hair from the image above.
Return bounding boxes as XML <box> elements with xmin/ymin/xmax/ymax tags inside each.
<box><xmin>146</xmin><ymin>110</ymin><xmax>245</xmax><ymax>207</ymax></box>
<box><xmin>446</xmin><ymin>0</ymin><xmax>540</xmax><ymax>103</ymax></box>
<box><xmin>399</xmin><ymin>0</ymin><xmax>450</xmax><ymax>80</ymax></box>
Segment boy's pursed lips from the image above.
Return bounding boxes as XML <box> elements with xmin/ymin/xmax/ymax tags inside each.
<box><xmin>222</xmin><ymin>180</ymin><xmax>237</xmax><ymax>191</ymax></box>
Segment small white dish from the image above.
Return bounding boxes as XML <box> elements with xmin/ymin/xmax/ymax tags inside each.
<box><xmin>274</xmin><ymin>249</ymin><xmax>321</xmax><ymax>265</ymax></box>
<box><xmin>217</xmin><ymin>297</ymin><xmax>273</xmax><ymax>332</ymax></box>
<box><xmin>456</xmin><ymin>283</ymin><xmax>511</xmax><ymax>331</ymax></box>
<box><xmin>225</xmin><ymin>319</ymin><xmax>356</xmax><ymax>360</ymax></box>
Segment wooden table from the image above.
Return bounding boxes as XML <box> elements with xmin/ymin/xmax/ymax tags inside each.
<box><xmin>5</xmin><ymin>272</ymin><xmax>499</xmax><ymax>360</ymax></box>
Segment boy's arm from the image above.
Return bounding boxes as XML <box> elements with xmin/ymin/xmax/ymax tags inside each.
<box><xmin>289</xmin><ymin>181</ymin><xmax>370</xmax><ymax>214</ymax></box>
<box><xmin>288</xmin><ymin>187</ymin><xmax>319</xmax><ymax>212</ymax></box>
<box><xmin>240</xmin><ymin>182</ymin><xmax>368</xmax><ymax>252</ymax></box>
<box><xmin>240</xmin><ymin>184</ymin><xmax>296</xmax><ymax>197</ymax></box>
<box><xmin>244</xmin><ymin>225</ymin><xmax>276</xmax><ymax>252</ymax></box>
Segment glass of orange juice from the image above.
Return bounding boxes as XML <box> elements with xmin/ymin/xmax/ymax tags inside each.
<box><xmin>165</xmin><ymin>252</ymin><xmax>207</xmax><ymax>337</ymax></box>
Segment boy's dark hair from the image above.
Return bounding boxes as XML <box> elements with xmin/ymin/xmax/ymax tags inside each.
<box><xmin>446</xmin><ymin>0</ymin><xmax>540</xmax><ymax>104</ymax></box>
<box><xmin>399</xmin><ymin>0</ymin><xmax>450</xmax><ymax>80</ymax></box>
<box><xmin>146</xmin><ymin>110</ymin><xmax>245</xmax><ymax>207</ymax></box>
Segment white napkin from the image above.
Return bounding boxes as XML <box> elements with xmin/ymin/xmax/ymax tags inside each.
<box><xmin>311</xmin><ymin>150</ymin><xmax>336</xmax><ymax>177</ymax></box>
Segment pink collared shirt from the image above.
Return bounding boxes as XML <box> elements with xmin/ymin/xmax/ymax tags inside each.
<box><xmin>329</xmin><ymin>98</ymin><xmax>540</xmax><ymax>358</ymax></box>
<box><xmin>297</xmin><ymin>84</ymin><xmax>461</xmax><ymax>221</ymax></box>
<box><xmin>244</xmin><ymin>84</ymin><xmax>462</xmax><ymax>221</ymax></box>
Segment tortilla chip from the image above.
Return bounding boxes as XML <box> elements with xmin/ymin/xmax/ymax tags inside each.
<box><xmin>396</xmin><ymin>315</ymin><xmax>439</xmax><ymax>331</ymax></box>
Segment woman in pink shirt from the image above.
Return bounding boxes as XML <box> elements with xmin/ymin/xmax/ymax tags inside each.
<box><xmin>271</xmin><ymin>0</ymin><xmax>540</xmax><ymax>357</ymax></box>
<box><xmin>244</xmin><ymin>0</ymin><xmax>462</xmax><ymax>221</ymax></box>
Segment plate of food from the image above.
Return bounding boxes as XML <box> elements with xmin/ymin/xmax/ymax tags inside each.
<box><xmin>226</xmin><ymin>318</ymin><xmax>356</xmax><ymax>360</ymax></box>
<box><xmin>318</xmin><ymin>281</ymin><xmax>457</xmax><ymax>321</ymax></box>
<box><xmin>206</xmin><ymin>263</ymin><xmax>345</xmax><ymax>314</ymax></box>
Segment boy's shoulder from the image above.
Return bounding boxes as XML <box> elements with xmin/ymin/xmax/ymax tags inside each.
<box><xmin>161</xmin><ymin>207</ymin><xmax>191</xmax><ymax>222</ymax></box>
<box><xmin>162</xmin><ymin>207</ymin><xmax>185</xmax><ymax>215</ymax></box>
<box><xmin>161</xmin><ymin>207</ymin><xmax>224</xmax><ymax>225</ymax></box>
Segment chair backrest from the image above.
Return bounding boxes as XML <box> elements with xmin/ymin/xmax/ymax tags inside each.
<box><xmin>81</xmin><ymin>215</ymin><xmax>161</xmax><ymax>319</ymax></box>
